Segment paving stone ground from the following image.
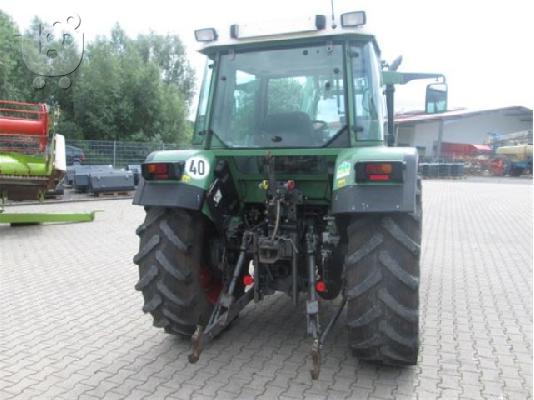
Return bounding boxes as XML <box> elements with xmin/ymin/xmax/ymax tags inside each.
<box><xmin>0</xmin><ymin>178</ymin><xmax>532</xmax><ymax>399</ymax></box>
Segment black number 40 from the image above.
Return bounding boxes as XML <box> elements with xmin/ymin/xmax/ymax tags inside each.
<box><xmin>189</xmin><ymin>159</ymin><xmax>206</xmax><ymax>176</ymax></box>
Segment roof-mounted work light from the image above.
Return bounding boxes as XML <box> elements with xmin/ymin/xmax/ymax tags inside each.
<box><xmin>194</xmin><ymin>28</ymin><xmax>218</xmax><ymax>42</ymax></box>
<box><xmin>340</xmin><ymin>11</ymin><xmax>366</xmax><ymax>27</ymax></box>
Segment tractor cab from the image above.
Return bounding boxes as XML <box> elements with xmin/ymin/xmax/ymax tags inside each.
<box><xmin>192</xmin><ymin>12</ymin><xmax>384</xmax><ymax>149</ymax></box>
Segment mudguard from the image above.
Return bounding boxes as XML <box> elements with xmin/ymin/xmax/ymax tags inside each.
<box><xmin>133</xmin><ymin>149</ymin><xmax>215</xmax><ymax>211</ymax></box>
<box><xmin>134</xmin><ymin>146</ymin><xmax>418</xmax><ymax>216</ymax></box>
<box><xmin>331</xmin><ymin>146</ymin><xmax>418</xmax><ymax>214</ymax></box>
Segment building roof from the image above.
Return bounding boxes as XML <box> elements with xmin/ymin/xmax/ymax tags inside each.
<box><xmin>395</xmin><ymin>106</ymin><xmax>533</xmax><ymax>125</ymax></box>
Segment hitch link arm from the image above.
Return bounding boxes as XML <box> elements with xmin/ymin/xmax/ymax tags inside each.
<box><xmin>305</xmin><ymin>226</ymin><xmax>321</xmax><ymax>379</ymax></box>
<box><xmin>188</xmin><ymin>231</ymin><xmax>253</xmax><ymax>363</ymax></box>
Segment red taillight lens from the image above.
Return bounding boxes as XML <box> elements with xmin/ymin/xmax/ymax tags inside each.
<box><xmin>142</xmin><ymin>162</ymin><xmax>183</xmax><ymax>181</ymax></box>
<box><xmin>355</xmin><ymin>162</ymin><xmax>403</xmax><ymax>183</ymax></box>
<box><xmin>365</xmin><ymin>163</ymin><xmax>392</xmax><ymax>175</ymax></box>
<box><xmin>368</xmin><ymin>174</ymin><xmax>390</xmax><ymax>181</ymax></box>
<box><xmin>147</xmin><ymin>163</ymin><xmax>169</xmax><ymax>175</ymax></box>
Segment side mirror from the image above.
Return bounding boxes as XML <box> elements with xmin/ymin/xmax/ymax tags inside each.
<box><xmin>425</xmin><ymin>83</ymin><xmax>448</xmax><ymax>114</ymax></box>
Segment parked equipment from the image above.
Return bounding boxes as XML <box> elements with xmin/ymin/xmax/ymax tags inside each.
<box><xmin>419</xmin><ymin>162</ymin><xmax>465</xmax><ymax>178</ymax></box>
<box><xmin>126</xmin><ymin>164</ymin><xmax>141</xmax><ymax>185</ymax></box>
<box><xmin>132</xmin><ymin>11</ymin><xmax>446</xmax><ymax>378</ymax></box>
<box><xmin>89</xmin><ymin>169</ymin><xmax>134</xmax><ymax>194</ymax></box>
<box><xmin>0</xmin><ymin>100</ymin><xmax>95</xmax><ymax>225</ymax></box>
<box><xmin>72</xmin><ymin>165</ymin><xmax>113</xmax><ymax>192</ymax></box>
<box><xmin>490</xmin><ymin>145</ymin><xmax>533</xmax><ymax>176</ymax></box>
<box><xmin>0</xmin><ymin>101</ymin><xmax>62</xmax><ymax>200</ymax></box>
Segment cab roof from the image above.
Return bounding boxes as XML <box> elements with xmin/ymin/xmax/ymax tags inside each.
<box><xmin>196</xmin><ymin>13</ymin><xmax>381</xmax><ymax>56</ymax></box>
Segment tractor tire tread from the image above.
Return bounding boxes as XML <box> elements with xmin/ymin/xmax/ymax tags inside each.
<box><xmin>345</xmin><ymin>180</ymin><xmax>421</xmax><ymax>365</ymax></box>
<box><xmin>134</xmin><ymin>264</ymin><xmax>159</xmax><ymax>291</ymax></box>
<box><xmin>135</xmin><ymin>207</ymin><xmax>214</xmax><ymax>338</ymax></box>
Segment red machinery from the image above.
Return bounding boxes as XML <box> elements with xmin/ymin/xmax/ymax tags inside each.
<box><xmin>0</xmin><ymin>100</ymin><xmax>97</xmax><ymax>225</ymax></box>
<box><xmin>0</xmin><ymin>100</ymin><xmax>49</xmax><ymax>152</ymax></box>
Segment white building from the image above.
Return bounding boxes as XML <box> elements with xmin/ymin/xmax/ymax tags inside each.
<box><xmin>395</xmin><ymin>106</ymin><xmax>533</xmax><ymax>160</ymax></box>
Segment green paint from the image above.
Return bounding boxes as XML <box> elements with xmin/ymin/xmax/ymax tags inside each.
<box><xmin>141</xmin><ymin>32</ymin><xmax>441</xmax><ymax>221</ymax></box>
<box><xmin>0</xmin><ymin>210</ymin><xmax>99</xmax><ymax>225</ymax></box>
<box><xmin>0</xmin><ymin>153</ymin><xmax>51</xmax><ymax>176</ymax></box>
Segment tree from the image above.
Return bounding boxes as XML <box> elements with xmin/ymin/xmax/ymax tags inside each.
<box><xmin>135</xmin><ymin>32</ymin><xmax>195</xmax><ymax>102</ymax></box>
<box><xmin>0</xmin><ymin>12</ymin><xmax>194</xmax><ymax>145</ymax></box>
<box><xmin>0</xmin><ymin>11</ymin><xmax>32</xmax><ymax>100</ymax></box>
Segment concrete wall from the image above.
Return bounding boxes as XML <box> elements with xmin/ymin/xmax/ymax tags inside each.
<box><xmin>397</xmin><ymin>109</ymin><xmax>533</xmax><ymax>158</ymax></box>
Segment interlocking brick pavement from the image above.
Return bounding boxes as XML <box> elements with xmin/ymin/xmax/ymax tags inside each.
<box><xmin>0</xmin><ymin>178</ymin><xmax>531</xmax><ymax>399</ymax></box>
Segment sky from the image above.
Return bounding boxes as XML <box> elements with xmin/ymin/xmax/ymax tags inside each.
<box><xmin>1</xmin><ymin>0</ymin><xmax>533</xmax><ymax>113</ymax></box>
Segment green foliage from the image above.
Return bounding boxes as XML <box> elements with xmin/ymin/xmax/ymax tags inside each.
<box><xmin>0</xmin><ymin>11</ymin><xmax>32</xmax><ymax>100</ymax></box>
<box><xmin>0</xmin><ymin>13</ymin><xmax>195</xmax><ymax>145</ymax></box>
<box><xmin>229</xmin><ymin>77</ymin><xmax>306</xmax><ymax>141</ymax></box>
<box><xmin>267</xmin><ymin>78</ymin><xmax>305</xmax><ymax>114</ymax></box>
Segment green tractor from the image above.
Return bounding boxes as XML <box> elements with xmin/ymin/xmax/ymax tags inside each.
<box><xmin>133</xmin><ymin>11</ymin><xmax>447</xmax><ymax>378</ymax></box>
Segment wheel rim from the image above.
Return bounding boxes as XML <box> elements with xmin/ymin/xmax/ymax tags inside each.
<box><xmin>199</xmin><ymin>266</ymin><xmax>222</xmax><ymax>304</ymax></box>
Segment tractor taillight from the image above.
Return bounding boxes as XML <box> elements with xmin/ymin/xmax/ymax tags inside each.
<box><xmin>355</xmin><ymin>161</ymin><xmax>404</xmax><ymax>183</ymax></box>
<box><xmin>365</xmin><ymin>163</ymin><xmax>392</xmax><ymax>175</ymax></box>
<box><xmin>142</xmin><ymin>162</ymin><xmax>184</xmax><ymax>181</ymax></box>
<box><xmin>147</xmin><ymin>163</ymin><xmax>168</xmax><ymax>175</ymax></box>
<box><xmin>368</xmin><ymin>174</ymin><xmax>390</xmax><ymax>181</ymax></box>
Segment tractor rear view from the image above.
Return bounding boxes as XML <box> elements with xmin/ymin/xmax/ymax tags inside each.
<box><xmin>132</xmin><ymin>11</ymin><xmax>447</xmax><ymax>378</ymax></box>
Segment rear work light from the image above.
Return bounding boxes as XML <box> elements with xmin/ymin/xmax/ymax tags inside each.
<box><xmin>355</xmin><ymin>161</ymin><xmax>404</xmax><ymax>183</ymax></box>
<box><xmin>340</xmin><ymin>11</ymin><xmax>367</xmax><ymax>27</ymax></box>
<box><xmin>142</xmin><ymin>162</ymin><xmax>184</xmax><ymax>181</ymax></box>
<box><xmin>194</xmin><ymin>28</ymin><xmax>218</xmax><ymax>42</ymax></box>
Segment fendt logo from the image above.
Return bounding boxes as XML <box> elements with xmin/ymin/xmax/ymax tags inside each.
<box><xmin>18</xmin><ymin>14</ymin><xmax>84</xmax><ymax>90</ymax></box>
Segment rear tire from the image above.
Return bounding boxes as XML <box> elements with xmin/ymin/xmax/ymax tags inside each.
<box><xmin>344</xmin><ymin>182</ymin><xmax>421</xmax><ymax>365</ymax></box>
<box><xmin>133</xmin><ymin>207</ymin><xmax>220</xmax><ymax>337</ymax></box>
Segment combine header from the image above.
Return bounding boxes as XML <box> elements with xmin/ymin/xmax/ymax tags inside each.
<box><xmin>0</xmin><ymin>100</ymin><xmax>96</xmax><ymax>225</ymax></box>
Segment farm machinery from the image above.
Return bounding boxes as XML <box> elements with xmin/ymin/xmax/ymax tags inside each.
<box><xmin>132</xmin><ymin>11</ymin><xmax>447</xmax><ymax>378</ymax></box>
<box><xmin>489</xmin><ymin>144</ymin><xmax>533</xmax><ymax>176</ymax></box>
<box><xmin>0</xmin><ymin>100</ymin><xmax>96</xmax><ymax>224</ymax></box>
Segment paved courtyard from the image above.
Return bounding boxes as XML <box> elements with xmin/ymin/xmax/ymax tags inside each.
<box><xmin>0</xmin><ymin>179</ymin><xmax>532</xmax><ymax>399</ymax></box>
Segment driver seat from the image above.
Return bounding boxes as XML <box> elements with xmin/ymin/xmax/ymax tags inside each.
<box><xmin>261</xmin><ymin>111</ymin><xmax>313</xmax><ymax>139</ymax></box>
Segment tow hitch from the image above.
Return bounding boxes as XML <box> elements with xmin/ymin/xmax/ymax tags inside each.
<box><xmin>188</xmin><ymin>232</ymin><xmax>254</xmax><ymax>363</ymax></box>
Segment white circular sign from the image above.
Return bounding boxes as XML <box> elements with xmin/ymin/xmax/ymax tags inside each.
<box><xmin>185</xmin><ymin>156</ymin><xmax>210</xmax><ymax>179</ymax></box>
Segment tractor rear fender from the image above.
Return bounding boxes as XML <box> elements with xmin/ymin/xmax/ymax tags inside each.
<box><xmin>133</xmin><ymin>149</ymin><xmax>215</xmax><ymax>212</ymax></box>
<box><xmin>331</xmin><ymin>146</ymin><xmax>418</xmax><ymax>214</ymax></box>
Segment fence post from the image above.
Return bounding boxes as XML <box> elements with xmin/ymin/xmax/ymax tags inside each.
<box><xmin>113</xmin><ymin>140</ymin><xmax>117</xmax><ymax>167</ymax></box>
